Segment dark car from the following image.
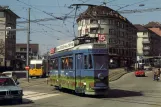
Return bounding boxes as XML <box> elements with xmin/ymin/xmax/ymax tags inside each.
<box><xmin>0</xmin><ymin>75</ymin><xmax>23</xmax><ymax>103</ymax></box>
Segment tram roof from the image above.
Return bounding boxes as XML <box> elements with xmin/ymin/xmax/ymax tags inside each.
<box><xmin>49</xmin><ymin>43</ymin><xmax>107</xmax><ymax>58</ymax></box>
<box><xmin>72</xmin><ymin>43</ymin><xmax>107</xmax><ymax>50</ymax></box>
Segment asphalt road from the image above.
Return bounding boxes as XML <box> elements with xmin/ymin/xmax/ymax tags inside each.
<box><xmin>1</xmin><ymin>70</ymin><xmax>161</xmax><ymax>107</ymax></box>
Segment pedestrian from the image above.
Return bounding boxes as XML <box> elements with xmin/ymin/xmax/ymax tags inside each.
<box><xmin>153</xmin><ymin>68</ymin><xmax>157</xmax><ymax>81</ymax></box>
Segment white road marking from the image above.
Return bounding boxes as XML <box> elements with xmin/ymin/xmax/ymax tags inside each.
<box><xmin>23</xmin><ymin>91</ymin><xmax>60</xmax><ymax>101</ymax></box>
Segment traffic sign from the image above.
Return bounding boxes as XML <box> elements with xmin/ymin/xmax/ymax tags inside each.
<box><xmin>25</xmin><ymin>66</ymin><xmax>30</xmax><ymax>71</ymax></box>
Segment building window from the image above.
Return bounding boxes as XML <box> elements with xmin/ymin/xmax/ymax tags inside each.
<box><xmin>90</xmin><ymin>19</ymin><xmax>98</xmax><ymax>24</ymax></box>
<box><xmin>85</xmin><ymin>19</ymin><xmax>89</xmax><ymax>24</ymax></box>
<box><xmin>100</xmin><ymin>19</ymin><xmax>108</xmax><ymax>24</ymax></box>
<box><xmin>109</xmin><ymin>29</ymin><xmax>115</xmax><ymax>35</ymax></box>
<box><xmin>143</xmin><ymin>32</ymin><xmax>147</xmax><ymax>35</ymax></box>
<box><xmin>117</xmin><ymin>21</ymin><xmax>120</xmax><ymax>27</ymax></box>
<box><xmin>109</xmin><ymin>19</ymin><xmax>113</xmax><ymax>25</ymax></box>
<box><xmin>0</xmin><ymin>12</ymin><xmax>4</xmax><ymax>17</ymax></box>
<box><xmin>100</xmin><ymin>28</ymin><xmax>104</xmax><ymax>34</ymax></box>
<box><xmin>121</xmin><ymin>23</ymin><xmax>124</xmax><ymax>28</ymax></box>
<box><xmin>90</xmin><ymin>28</ymin><xmax>98</xmax><ymax>34</ymax></box>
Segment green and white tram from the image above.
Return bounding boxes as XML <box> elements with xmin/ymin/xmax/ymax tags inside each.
<box><xmin>49</xmin><ymin>41</ymin><xmax>109</xmax><ymax>96</ymax></box>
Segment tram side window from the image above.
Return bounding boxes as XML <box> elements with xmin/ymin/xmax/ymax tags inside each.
<box><xmin>84</xmin><ymin>55</ymin><xmax>88</xmax><ymax>69</ymax></box>
<box><xmin>61</xmin><ymin>56</ymin><xmax>73</xmax><ymax>70</ymax></box>
<box><xmin>52</xmin><ymin>58</ymin><xmax>58</xmax><ymax>70</ymax></box>
<box><xmin>84</xmin><ymin>54</ymin><xmax>93</xmax><ymax>69</ymax></box>
<box><xmin>88</xmin><ymin>54</ymin><xmax>93</xmax><ymax>69</ymax></box>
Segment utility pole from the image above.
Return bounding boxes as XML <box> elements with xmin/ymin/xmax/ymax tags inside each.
<box><xmin>26</xmin><ymin>8</ymin><xmax>30</xmax><ymax>82</ymax></box>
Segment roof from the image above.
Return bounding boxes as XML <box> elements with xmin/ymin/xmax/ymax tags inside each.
<box><xmin>148</xmin><ymin>28</ymin><xmax>161</xmax><ymax>36</ymax></box>
<box><xmin>0</xmin><ymin>7</ymin><xmax>20</xmax><ymax>18</ymax></box>
<box><xmin>144</xmin><ymin>22</ymin><xmax>161</xmax><ymax>28</ymax></box>
<box><xmin>77</xmin><ymin>5</ymin><xmax>136</xmax><ymax>29</ymax></box>
<box><xmin>134</xmin><ymin>24</ymin><xmax>148</xmax><ymax>32</ymax></box>
<box><xmin>16</xmin><ymin>43</ymin><xmax>39</xmax><ymax>53</ymax></box>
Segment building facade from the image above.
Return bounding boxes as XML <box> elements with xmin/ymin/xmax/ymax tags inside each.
<box><xmin>144</xmin><ymin>22</ymin><xmax>161</xmax><ymax>54</ymax></box>
<box><xmin>0</xmin><ymin>7</ymin><xmax>19</xmax><ymax>70</ymax></box>
<box><xmin>77</xmin><ymin>5</ymin><xmax>137</xmax><ymax>68</ymax></box>
<box><xmin>15</xmin><ymin>43</ymin><xmax>39</xmax><ymax>70</ymax></box>
<box><xmin>135</xmin><ymin>24</ymin><xmax>161</xmax><ymax>63</ymax></box>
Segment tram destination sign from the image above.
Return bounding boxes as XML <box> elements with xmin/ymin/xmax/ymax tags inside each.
<box><xmin>56</xmin><ymin>41</ymin><xmax>75</xmax><ymax>52</ymax></box>
<box><xmin>93</xmin><ymin>44</ymin><xmax>107</xmax><ymax>49</ymax></box>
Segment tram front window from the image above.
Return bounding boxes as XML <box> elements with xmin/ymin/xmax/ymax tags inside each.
<box><xmin>93</xmin><ymin>54</ymin><xmax>108</xmax><ymax>70</ymax></box>
<box><xmin>36</xmin><ymin>64</ymin><xmax>42</xmax><ymax>69</ymax></box>
<box><xmin>30</xmin><ymin>64</ymin><xmax>35</xmax><ymax>69</ymax></box>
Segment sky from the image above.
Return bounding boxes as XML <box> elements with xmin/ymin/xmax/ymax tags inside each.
<box><xmin>1</xmin><ymin>0</ymin><xmax>161</xmax><ymax>55</ymax></box>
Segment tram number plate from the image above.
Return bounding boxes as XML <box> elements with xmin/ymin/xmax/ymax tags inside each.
<box><xmin>95</xmin><ymin>83</ymin><xmax>105</xmax><ymax>87</ymax></box>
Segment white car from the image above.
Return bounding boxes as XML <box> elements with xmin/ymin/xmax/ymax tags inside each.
<box><xmin>2</xmin><ymin>71</ymin><xmax>17</xmax><ymax>82</ymax></box>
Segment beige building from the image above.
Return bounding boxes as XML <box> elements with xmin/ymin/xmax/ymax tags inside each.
<box><xmin>0</xmin><ymin>7</ymin><xmax>19</xmax><ymax>70</ymax></box>
<box><xmin>76</xmin><ymin>5</ymin><xmax>137</xmax><ymax>67</ymax></box>
<box><xmin>134</xmin><ymin>24</ymin><xmax>161</xmax><ymax>62</ymax></box>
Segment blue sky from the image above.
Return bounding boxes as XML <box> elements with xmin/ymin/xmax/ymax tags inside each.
<box><xmin>1</xmin><ymin>0</ymin><xmax>161</xmax><ymax>55</ymax></box>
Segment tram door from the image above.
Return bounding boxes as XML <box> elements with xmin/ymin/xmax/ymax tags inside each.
<box><xmin>75</xmin><ymin>54</ymin><xmax>83</xmax><ymax>87</ymax></box>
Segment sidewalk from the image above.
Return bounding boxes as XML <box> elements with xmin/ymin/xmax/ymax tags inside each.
<box><xmin>109</xmin><ymin>68</ymin><xmax>133</xmax><ymax>82</ymax></box>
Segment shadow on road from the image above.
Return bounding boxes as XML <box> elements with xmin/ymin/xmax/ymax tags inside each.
<box><xmin>0</xmin><ymin>99</ymin><xmax>34</xmax><ymax>106</ymax></box>
<box><xmin>84</xmin><ymin>89</ymin><xmax>143</xmax><ymax>98</ymax></box>
<box><xmin>106</xmin><ymin>89</ymin><xmax>143</xmax><ymax>98</ymax></box>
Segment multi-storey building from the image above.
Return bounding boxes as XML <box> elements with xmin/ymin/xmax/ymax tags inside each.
<box><xmin>144</xmin><ymin>22</ymin><xmax>161</xmax><ymax>54</ymax></box>
<box><xmin>76</xmin><ymin>5</ymin><xmax>137</xmax><ymax>67</ymax></box>
<box><xmin>15</xmin><ymin>43</ymin><xmax>39</xmax><ymax>70</ymax></box>
<box><xmin>134</xmin><ymin>24</ymin><xmax>161</xmax><ymax>63</ymax></box>
<box><xmin>0</xmin><ymin>7</ymin><xmax>19</xmax><ymax>71</ymax></box>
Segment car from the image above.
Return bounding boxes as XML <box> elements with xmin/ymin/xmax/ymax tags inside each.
<box><xmin>0</xmin><ymin>74</ymin><xmax>23</xmax><ymax>103</ymax></box>
<box><xmin>135</xmin><ymin>70</ymin><xmax>145</xmax><ymax>77</ymax></box>
<box><xmin>2</xmin><ymin>71</ymin><xmax>18</xmax><ymax>82</ymax></box>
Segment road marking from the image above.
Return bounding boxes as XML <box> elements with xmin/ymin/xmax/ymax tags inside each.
<box><xmin>23</xmin><ymin>91</ymin><xmax>60</xmax><ymax>101</ymax></box>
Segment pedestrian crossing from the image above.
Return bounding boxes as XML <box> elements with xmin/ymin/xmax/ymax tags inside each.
<box><xmin>23</xmin><ymin>91</ymin><xmax>60</xmax><ymax>101</ymax></box>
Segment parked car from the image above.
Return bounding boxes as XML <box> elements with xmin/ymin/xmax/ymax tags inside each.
<box><xmin>0</xmin><ymin>74</ymin><xmax>23</xmax><ymax>103</ymax></box>
<box><xmin>135</xmin><ymin>70</ymin><xmax>145</xmax><ymax>77</ymax></box>
<box><xmin>2</xmin><ymin>71</ymin><xmax>18</xmax><ymax>82</ymax></box>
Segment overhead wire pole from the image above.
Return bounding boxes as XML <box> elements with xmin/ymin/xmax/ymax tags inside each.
<box><xmin>27</xmin><ymin>8</ymin><xmax>30</xmax><ymax>82</ymax></box>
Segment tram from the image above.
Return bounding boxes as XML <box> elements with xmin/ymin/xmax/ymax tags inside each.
<box><xmin>49</xmin><ymin>41</ymin><xmax>109</xmax><ymax>96</ymax></box>
<box><xmin>29</xmin><ymin>59</ymin><xmax>48</xmax><ymax>78</ymax></box>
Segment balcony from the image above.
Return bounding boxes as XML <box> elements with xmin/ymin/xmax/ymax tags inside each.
<box><xmin>142</xmin><ymin>40</ymin><xmax>150</xmax><ymax>44</ymax></box>
<box><xmin>143</xmin><ymin>46</ymin><xmax>150</xmax><ymax>50</ymax></box>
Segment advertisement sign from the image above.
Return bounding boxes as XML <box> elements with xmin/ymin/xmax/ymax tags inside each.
<box><xmin>56</xmin><ymin>41</ymin><xmax>74</xmax><ymax>52</ymax></box>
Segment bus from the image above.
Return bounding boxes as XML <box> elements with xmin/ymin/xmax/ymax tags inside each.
<box><xmin>29</xmin><ymin>59</ymin><xmax>48</xmax><ymax>78</ymax></box>
<box><xmin>49</xmin><ymin>41</ymin><xmax>109</xmax><ymax>96</ymax></box>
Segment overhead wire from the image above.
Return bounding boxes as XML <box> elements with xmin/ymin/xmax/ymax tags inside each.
<box><xmin>116</xmin><ymin>0</ymin><xmax>150</xmax><ymax>11</ymax></box>
<box><xmin>16</xmin><ymin>0</ymin><xmax>66</xmax><ymax>20</ymax></box>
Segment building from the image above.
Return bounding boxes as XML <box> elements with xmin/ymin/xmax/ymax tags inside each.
<box><xmin>134</xmin><ymin>24</ymin><xmax>161</xmax><ymax>63</ymax></box>
<box><xmin>76</xmin><ymin>5</ymin><xmax>137</xmax><ymax>67</ymax></box>
<box><xmin>0</xmin><ymin>6</ymin><xmax>19</xmax><ymax>71</ymax></box>
<box><xmin>15</xmin><ymin>43</ymin><xmax>39</xmax><ymax>70</ymax></box>
<box><xmin>144</xmin><ymin>22</ymin><xmax>161</xmax><ymax>54</ymax></box>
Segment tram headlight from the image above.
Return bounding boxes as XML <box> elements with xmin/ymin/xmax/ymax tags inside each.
<box><xmin>83</xmin><ymin>82</ymin><xmax>86</xmax><ymax>86</ymax></box>
<box><xmin>98</xmin><ymin>73</ymin><xmax>105</xmax><ymax>80</ymax></box>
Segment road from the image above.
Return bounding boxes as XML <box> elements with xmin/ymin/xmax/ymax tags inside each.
<box><xmin>1</xmin><ymin>70</ymin><xmax>161</xmax><ymax>107</ymax></box>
